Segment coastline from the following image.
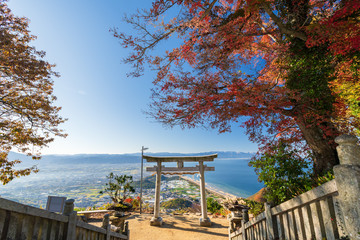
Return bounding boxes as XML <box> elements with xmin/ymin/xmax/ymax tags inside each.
<box><xmin>180</xmin><ymin>175</ymin><xmax>239</xmax><ymax>200</ymax></box>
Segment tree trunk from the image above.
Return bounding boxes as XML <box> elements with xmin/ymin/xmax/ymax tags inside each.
<box><xmin>295</xmin><ymin>114</ymin><xmax>339</xmax><ymax>175</ymax></box>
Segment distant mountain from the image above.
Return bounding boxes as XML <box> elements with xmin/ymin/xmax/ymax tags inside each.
<box><xmin>7</xmin><ymin>151</ymin><xmax>254</xmax><ymax>166</ymax></box>
<box><xmin>142</xmin><ymin>151</ymin><xmax>254</xmax><ymax>159</ymax></box>
<box><xmin>7</xmin><ymin>151</ymin><xmax>31</xmax><ymax>161</ymax></box>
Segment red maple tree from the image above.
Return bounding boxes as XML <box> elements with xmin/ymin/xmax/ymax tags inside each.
<box><xmin>115</xmin><ymin>0</ymin><xmax>360</xmax><ymax>175</ymax></box>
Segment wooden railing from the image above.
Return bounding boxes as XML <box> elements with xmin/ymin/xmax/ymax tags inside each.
<box><xmin>0</xmin><ymin>197</ymin><xmax>129</xmax><ymax>240</ymax></box>
<box><xmin>230</xmin><ymin>134</ymin><xmax>360</xmax><ymax>240</ymax></box>
<box><xmin>230</xmin><ymin>180</ymin><xmax>345</xmax><ymax>240</ymax></box>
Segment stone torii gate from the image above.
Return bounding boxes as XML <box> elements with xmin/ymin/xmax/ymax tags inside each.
<box><xmin>143</xmin><ymin>154</ymin><xmax>217</xmax><ymax>227</ymax></box>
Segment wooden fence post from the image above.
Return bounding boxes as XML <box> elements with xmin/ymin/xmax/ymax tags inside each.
<box><xmin>334</xmin><ymin>135</ymin><xmax>360</xmax><ymax>240</ymax></box>
<box><xmin>102</xmin><ymin>214</ymin><xmax>111</xmax><ymax>240</ymax></box>
<box><xmin>265</xmin><ymin>203</ymin><xmax>274</xmax><ymax>240</ymax></box>
<box><xmin>62</xmin><ymin>199</ymin><xmax>77</xmax><ymax>240</ymax></box>
<box><xmin>124</xmin><ymin>221</ymin><xmax>129</xmax><ymax>239</ymax></box>
<box><xmin>241</xmin><ymin>209</ymin><xmax>249</xmax><ymax>240</ymax></box>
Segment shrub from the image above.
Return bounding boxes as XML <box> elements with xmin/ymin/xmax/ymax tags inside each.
<box><xmin>99</xmin><ymin>173</ymin><xmax>135</xmax><ymax>204</ymax></box>
<box><xmin>131</xmin><ymin>196</ymin><xmax>141</xmax><ymax>208</ymax></box>
<box><xmin>249</xmin><ymin>142</ymin><xmax>334</xmax><ymax>206</ymax></box>
<box><xmin>124</xmin><ymin>197</ymin><xmax>133</xmax><ymax>204</ymax></box>
<box><xmin>98</xmin><ymin>202</ymin><xmax>112</xmax><ymax>210</ymax></box>
<box><xmin>243</xmin><ymin>199</ymin><xmax>264</xmax><ymax>216</ymax></box>
<box><xmin>249</xmin><ymin>142</ymin><xmax>312</xmax><ymax>205</ymax></box>
<box><xmin>207</xmin><ymin>197</ymin><xmax>223</xmax><ymax>214</ymax></box>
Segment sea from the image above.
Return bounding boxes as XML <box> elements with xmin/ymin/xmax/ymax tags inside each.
<box><xmin>0</xmin><ymin>155</ymin><xmax>263</xmax><ymax>208</ymax></box>
<box><xmin>193</xmin><ymin>158</ymin><xmax>263</xmax><ymax>197</ymax></box>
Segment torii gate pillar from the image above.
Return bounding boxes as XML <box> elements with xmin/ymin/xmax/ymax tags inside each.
<box><xmin>199</xmin><ymin>161</ymin><xmax>211</xmax><ymax>226</ymax></box>
<box><xmin>150</xmin><ymin>160</ymin><xmax>163</xmax><ymax>226</ymax></box>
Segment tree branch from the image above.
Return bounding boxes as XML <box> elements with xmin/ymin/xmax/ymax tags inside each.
<box><xmin>261</xmin><ymin>3</ymin><xmax>307</xmax><ymax>41</ymax></box>
<box><xmin>254</xmin><ymin>21</ymin><xmax>278</xmax><ymax>42</ymax></box>
<box><xmin>200</xmin><ymin>0</ymin><xmax>217</xmax><ymax>21</ymax></box>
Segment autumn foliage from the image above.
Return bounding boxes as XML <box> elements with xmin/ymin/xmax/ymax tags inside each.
<box><xmin>0</xmin><ymin>1</ymin><xmax>66</xmax><ymax>184</ymax></box>
<box><xmin>115</xmin><ymin>0</ymin><xmax>359</xmax><ymax>175</ymax></box>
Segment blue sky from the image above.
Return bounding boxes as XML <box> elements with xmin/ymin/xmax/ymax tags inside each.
<box><xmin>8</xmin><ymin>0</ymin><xmax>258</xmax><ymax>155</ymax></box>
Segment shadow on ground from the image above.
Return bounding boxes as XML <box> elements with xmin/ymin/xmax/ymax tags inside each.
<box><xmin>86</xmin><ymin>213</ymin><xmax>230</xmax><ymax>239</ymax></box>
<box><xmin>160</xmin><ymin>221</ymin><xmax>228</xmax><ymax>238</ymax></box>
<box><xmin>155</xmin><ymin>215</ymin><xmax>229</xmax><ymax>238</ymax></box>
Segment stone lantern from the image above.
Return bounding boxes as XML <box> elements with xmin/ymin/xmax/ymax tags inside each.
<box><xmin>228</xmin><ymin>201</ymin><xmax>249</xmax><ymax>232</ymax></box>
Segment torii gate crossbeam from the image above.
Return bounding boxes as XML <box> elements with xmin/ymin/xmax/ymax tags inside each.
<box><xmin>143</xmin><ymin>154</ymin><xmax>217</xmax><ymax>227</ymax></box>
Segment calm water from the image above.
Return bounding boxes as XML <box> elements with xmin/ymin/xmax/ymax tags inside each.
<box><xmin>0</xmin><ymin>158</ymin><xmax>263</xmax><ymax>207</ymax></box>
<box><xmin>187</xmin><ymin>158</ymin><xmax>263</xmax><ymax>198</ymax></box>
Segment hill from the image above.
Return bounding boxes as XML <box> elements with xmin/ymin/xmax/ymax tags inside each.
<box><xmin>161</xmin><ymin>198</ymin><xmax>193</xmax><ymax>209</ymax></box>
<box><xmin>132</xmin><ymin>175</ymin><xmax>181</xmax><ymax>189</ymax></box>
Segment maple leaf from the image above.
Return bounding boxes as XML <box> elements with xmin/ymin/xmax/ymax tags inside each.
<box><xmin>115</xmin><ymin>0</ymin><xmax>359</xmax><ymax>175</ymax></box>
